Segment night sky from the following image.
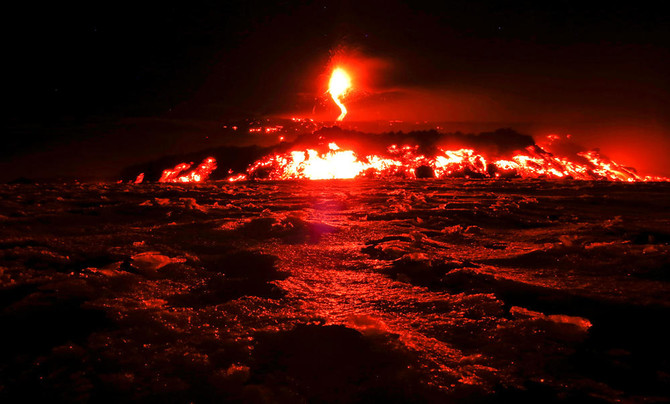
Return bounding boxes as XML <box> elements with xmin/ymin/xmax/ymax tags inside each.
<box><xmin>4</xmin><ymin>1</ymin><xmax>670</xmax><ymax>181</ymax></box>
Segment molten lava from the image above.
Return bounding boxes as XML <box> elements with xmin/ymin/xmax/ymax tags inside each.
<box><xmin>328</xmin><ymin>68</ymin><xmax>352</xmax><ymax>121</ymax></box>
<box><xmin>232</xmin><ymin>137</ymin><xmax>668</xmax><ymax>182</ymax></box>
<box><xmin>159</xmin><ymin>157</ymin><xmax>217</xmax><ymax>183</ymax></box>
<box><xmin>143</xmin><ymin>132</ymin><xmax>665</xmax><ymax>183</ymax></box>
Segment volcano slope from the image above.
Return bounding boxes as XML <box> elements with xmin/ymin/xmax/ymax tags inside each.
<box><xmin>1</xmin><ymin>179</ymin><xmax>669</xmax><ymax>403</ymax></box>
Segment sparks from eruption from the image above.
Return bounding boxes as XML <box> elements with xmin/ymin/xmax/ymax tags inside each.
<box><xmin>328</xmin><ymin>67</ymin><xmax>352</xmax><ymax>121</ymax></box>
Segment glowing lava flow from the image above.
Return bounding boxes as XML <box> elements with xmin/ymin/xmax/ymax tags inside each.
<box><xmin>232</xmin><ymin>140</ymin><xmax>668</xmax><ymax>182</ymax></box>
<box><xmin>144</xmin><ymin>137</ymin><xmax>666</xmax><ymax>183</ymax></box>
<box><xmin>328</xmin><ymin>68</ymin><xmax>352</xmax><ymax>121</ymax></box>
<box><xmin>159</xmin><ymin>157</ymin><xmax>217</xmax><ymax>183</ymax></box>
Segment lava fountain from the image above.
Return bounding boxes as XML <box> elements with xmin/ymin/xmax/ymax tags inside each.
<box><xmin>328</xmin><ymin>67</ymin><xmax>352</xmax><ymax>121</ymax></box>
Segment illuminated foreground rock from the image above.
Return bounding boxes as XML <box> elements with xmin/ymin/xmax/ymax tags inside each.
<box><xmin>1</xmin><ymin>180</ymin><xmax>669</xmax><ymax>402</ymax></box>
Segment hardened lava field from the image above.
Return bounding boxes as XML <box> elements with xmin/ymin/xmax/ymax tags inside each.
<box><xmin>1</xmin><ymin>179</ymin><xmax>670</xmax><ymax>403</ymax></box>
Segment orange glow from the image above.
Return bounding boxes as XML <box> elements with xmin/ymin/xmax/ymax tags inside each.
<box><xmin>227</xmin><ymin>173</ymin><xmax>247</xmax><ymax>182</ymax></box>
<box><xmin>245</xmin><ymin>143</ymin><xmax>370</xmax><ymax>180</ymax></box>
<box><xmin>328</xmin><ymin>68</ymin><xmax>352</xmax><ymax>121</ymax></box>
<box><xmin>147</xmin><ymin>127</ymin><xmax>666</xmax><ymax>184</ymax></box>
<box><xmin>234</xmin><ymin>137</ymin><xmax>669</xmax><ymax>182</ymax></box>
<box><xmin>159</xmin><ymin>157</ymin><xmax>217</xmax><ymax>183</ymax></box>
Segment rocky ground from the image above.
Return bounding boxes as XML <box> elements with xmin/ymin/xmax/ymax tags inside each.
<box><xmin>1</xmin><ymin>179</ymin><xmax>669</xmax><ymax>403</ymax></box>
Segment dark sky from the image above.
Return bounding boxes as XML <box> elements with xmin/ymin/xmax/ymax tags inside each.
<box><xmin>4</xmin><ymin>0</ymin><xmax>670</xmax><ymax>180</ymax></box>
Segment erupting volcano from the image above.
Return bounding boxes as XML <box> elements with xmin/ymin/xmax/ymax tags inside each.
<box><xmin>140</xmin><ymin>62</ymin><xmax>666</xmax><ymax>185</ymax></box>
<box><xmin>4</xmin><ymin>2</ymin><xmax>670</xmax><ymax>402</ymax></box>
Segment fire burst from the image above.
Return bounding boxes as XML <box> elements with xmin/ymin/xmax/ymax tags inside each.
<box><xmin>328</xmin><ymin>68</ymin><xmax>352</xmax><ymax>121</ymax></box>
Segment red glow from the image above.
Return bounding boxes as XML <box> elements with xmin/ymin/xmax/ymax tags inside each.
<box><xmin>229</xmin><ymin>136</ymin><xmax>668</xmax><ymax>182</ymax></box>
<box><xmin>159</xmin><ymin>157</ymin><xmax>217</xmax><ymax>183</ymax></box>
